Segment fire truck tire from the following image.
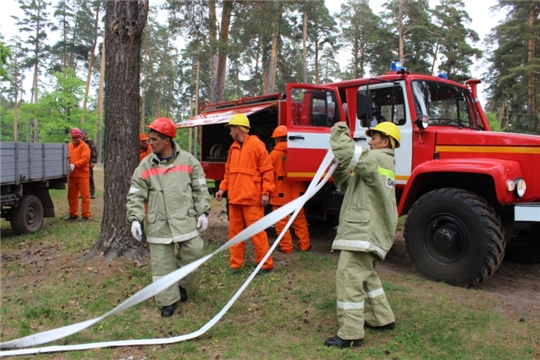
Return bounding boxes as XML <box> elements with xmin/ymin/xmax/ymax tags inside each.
<box><xmin>404</xmin><ymin>188</ymin><xmax>505</xmax><ymax>287</ymax></box>
<box><xmin>504</xmin><ymin>222</ymin><xmax>540</xmax><ymax>264</ymax></box>
<box><xmin>10</xmin><ymin>194</ymin><xmax>44</xmax><ymax>235</ymax></box>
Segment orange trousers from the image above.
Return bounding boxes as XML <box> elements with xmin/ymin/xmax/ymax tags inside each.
<box><xmin>68</xmin><ymin>177</ymin><xmax>91</xmax><ymax>218</ymax></box>
<box><xmin>273</xmin><ymin>206</ymin><xmax>310</xmax><ymax>253</ymax></box>
<box><xmin>228</xmin><ymin>204</ymin><xmax>273</xmax><ymax>270</ymax></box>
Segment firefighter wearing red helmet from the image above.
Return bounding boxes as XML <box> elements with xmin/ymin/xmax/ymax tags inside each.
<box><xmin>127</xmin><ymin>117</ymin><xmax>211</xmax><ymax>318</ymax></box>
<box><xmin>64</xmin><ymin>127</ymin><xmax>91</xmax><ymax>221</ymax></box>
<box><xmin>325</xmin><ymin>121</ymin><xmax>399</xmax><ymax>349</ymax></box>
<box><xmin>215</xmin><ymin>114</ymin><xmax>275</xmax><ymax>273</ymax></box>
<box><xmin>269</xmin><ymin>125</ymin><xmax>311</xmax><ymax>253</ymax></box>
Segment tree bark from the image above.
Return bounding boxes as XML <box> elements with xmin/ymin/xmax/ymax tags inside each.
<box><xmin>398</xmin><ymin>0</ymin><xmax>404</xmax><ymax>63</ymax></box>
<box><xmin>90</xmin><ymin>0</ymin><xmax>149</xmax><ymax>264</ymax></box>
<box><xmin>82</xmin><ymin>5</ymin><xmax>100</xmax><ymax>122</ymax></box>
<box><xmin>527</xmin><ymin>4</ymin><xmax>538</xmax><ymax>131</ymax></box>
<box><xmin>96</xmin><ymin>35</ymin><xmax>105</xmax><ymax>164</ymax></box>
<box><xmin>215</xmin><ymin>0</ymin><xmax>234</xmax><ymax>103</ymax></box>
<box><xmin>302</xmin><ymin>8</ymin><xmax>308</xmax><ymax>83</ymax></box>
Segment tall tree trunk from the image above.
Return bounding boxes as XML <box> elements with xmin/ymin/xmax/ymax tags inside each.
<box><xmin>13</xmin><ymin>46</ymin><xmax>20</xmax><ymax>142</ymax></box>
<box><xmin>216</xmin><ymin>0</ymin><xmax>234</xmax><ymax>102</ymax></box>
<box><xmin>208</xmin><ymin>0</ymin><xmax>218</xmax><ymax>103</ymax></box>
<box><xmin>302</xmin><ymin>8</ymin><xmax>308</xmax><ymax>83</ymax></box>
<box><xmin>527</xmin><ymin>4</ymin><xmax>538</xmax><ymax>131</ymax></box>
<box><xmin>90</xmin><ymin>0</ymin><xmax>149</xmax><ymax>263</ymax></box>
<box><xmin>82</xmin><ymin>6</ymin><xmax>100</xmax><ymax>122</ymax></box>
<box><xmin>398</xmin><ymin>0</ymin><xmax>404</xmax><ymax>63</ymax></box>
<box><xmin>96</xmin><ymin>35</ymin><xmax>105</xmax><ymax>163</ymax></box>
<box><xmin>314</xmin><ymin>39</ymin><xmax>319</xmax><ymax>84</ymax></box>
<box><xmin>267</xmin><ymin>3</ymin><xmax>282</xmax><ymax>94</ymax></box>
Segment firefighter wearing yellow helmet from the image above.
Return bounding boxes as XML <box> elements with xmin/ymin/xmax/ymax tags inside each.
<box><xmin>216</xmin><ymin>113</ymin><xmax>275</xmax><ymax>273</ymax></box>
<box><xmin>325</xmin><ymin>121</ymin><xmax>399</xmax><ymax>349</ymax></box>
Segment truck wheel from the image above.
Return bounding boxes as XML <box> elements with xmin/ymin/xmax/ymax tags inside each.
<box><xmin>404</xmin><ymin>188</ymin><xmax>505</xmax><ymax>287</ymax></box>
<box><xmin>504</xmin><ymin>222</ymin><xmax>540</xmax><ymax>264</ymax></box>
<box><xmin>10</xmin><ymin>195</ymin><xmax>44</xmax><ymax>235</ymax></box>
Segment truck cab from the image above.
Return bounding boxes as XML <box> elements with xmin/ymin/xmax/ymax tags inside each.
<box><xmin>177</xmin><ymin>65</ymin><xmax>540</xmax><ymax>287</ymax></box>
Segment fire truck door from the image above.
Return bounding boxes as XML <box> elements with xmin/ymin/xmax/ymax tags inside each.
<box><xmin>355</xmin><ymin>81</ymin><xmax>412</xmax><ymax>186</ymax></box>
<box><xmin>285</xmin><ymin>84</ymin><xmax>344</xmax><ymax>181</ymax></box>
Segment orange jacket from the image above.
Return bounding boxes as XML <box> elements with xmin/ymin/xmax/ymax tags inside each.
<box><xmin>220</xmin><ymin>135</ymin><xmax>275</xmax><ymax>206</ymax></box>
<box><xmin>69</xmin><ymin>141</ymin><xmax>90</xmax><ymax>178</ymax></box>
<box><xmin>139</xmin><ymin>144</ymin><xmax>153</xmax><ymax>162</ymax></box>
<box><xmin>269</xmin><ymin>141</ymin><xmax>307</xmax><ymax>206</ymax></box>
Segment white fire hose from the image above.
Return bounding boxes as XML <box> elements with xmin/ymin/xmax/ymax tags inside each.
<box><xmin>0</xmin><ymin>151</ymin><xmax>337</xmax><ymax>357</ymax></box>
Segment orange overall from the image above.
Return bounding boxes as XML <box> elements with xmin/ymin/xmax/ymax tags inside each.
<box><xmin>269</xmin><ymin>141</ymin><xmax>310</xmax><ymax>253</ymax></box>
<box><xmin>220</xmin><ymin>135</ymin><xmax>275</xmax><ymax>270</ymax></box>
<box><xmin>68</xmin><ymin>141</ymin><xmax>91</xmax><ymax>218</ymax></box>
<box><xmin>139</xmin><ymin>143</ymin><xmax>153</xmax><ymax>162</ymax></box>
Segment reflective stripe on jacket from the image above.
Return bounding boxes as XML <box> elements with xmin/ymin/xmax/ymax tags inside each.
<box><xmin>269</xmin><ymin>141</ymin><xmax>306</xmax><ymax>206</ymax></box>
<box><xmin>219</xmin><ymin>134</ymin><xmax>275</xmax><ymax>205</ymax></box>
<box><xmin>126</xmin><ymin>142</ymin><xmax>211</xmax><ymax>244</ymax></box>
<box><xmin>68</xmin><ymin>141</ymin><xmax>90</xmax><ymax>178</ymax></box>
<box><xmin>329</xmin><ymin>122</ymin><xmax>398</xmax><ymax>259</ymax></box>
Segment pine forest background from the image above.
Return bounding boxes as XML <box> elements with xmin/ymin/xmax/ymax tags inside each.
<box><xmin>1</xmin><ymin>0</ymin><xmax>539</xmax><ymax>162</ymax></box>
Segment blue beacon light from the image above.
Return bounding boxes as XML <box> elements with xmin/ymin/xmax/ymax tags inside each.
<box><xmin>390</xmin><ymin>61</ymin><xmax>403</xmax><ymax>71</ymax></box>
<box><xmin>438</xmin><ymin>71</ymin><xmax>448</xmax><ymax>79</ymax></box>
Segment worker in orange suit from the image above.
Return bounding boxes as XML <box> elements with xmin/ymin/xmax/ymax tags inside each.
<box><xmin>139</xmin><ymin>133</ymin><xmax>153</xmax><ymax>162</ymax></box>
<box><xmin>215</xmin><ymin>114</ymin><xmax>275</xmax><ymax>273</ymax></box>
<box><xmin>65</xmin><ymin>128</ymin><xmax>91</xmax><ymax>221</ymax></box>
<box><xmin>269</xmin><ymin>125</ymin><xmax>311</xmax><ymax>253</ymax></box>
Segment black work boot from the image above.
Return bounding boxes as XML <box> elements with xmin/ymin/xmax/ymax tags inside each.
<box><xmin>366</xmin><ymin>322</ymin><xmax>395</xmax><ymax>331</ymax></box>
<box><xmin>160</xmin><ymin>302</ymin><xmax>177</xmax><ymax>318</ymax></box>
<box><xmin>324</xmin><ymin>335</ymin><xmax>363</xmax><ymax>349</ymax></box>
<box><xmin>179</xmin><ymin>286</ymin><xmax>188</xmax><ymax>303</ymax></box>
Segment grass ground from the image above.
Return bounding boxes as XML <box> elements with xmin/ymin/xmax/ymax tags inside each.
<box><xmin>1</xmin><ymin>167</ymin><xmax>539</xmax><ymax>359</ymax></box>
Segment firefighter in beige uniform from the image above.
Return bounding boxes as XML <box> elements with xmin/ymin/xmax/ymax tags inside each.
<box><xmin>127</xmin><ymin>117</ymin><xmax>211</xmax><ymax>318</ymax></box>
<box><xmin>325</xmin><ymin>121</ymin><xmax>400</xmax><ymax>349</ymax></box>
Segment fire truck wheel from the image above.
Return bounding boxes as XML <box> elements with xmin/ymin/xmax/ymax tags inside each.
<box><xmin>504</xmin><ymin>222</ymin><xmax>540</xmax><ymax>264</ymax></box>
<box><xmin>10</xmin><ymin>195</ymin><xmax>44</xmax><ymax>235</ymax></box>
<box><xmin>404</xmin><ymin>188</ymin><xmax>505</xmax><ymax>287</ymax></box>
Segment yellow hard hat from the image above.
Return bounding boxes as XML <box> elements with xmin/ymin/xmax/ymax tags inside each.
<box><xmin>365</xmin><ymin>122</ymin><xmax>401</xmax><ymax>149</ymax></box>
<box><xmin>225</xmin><ymin>113</ymin><xmax>250</xmax><ymax>129</ymax></box>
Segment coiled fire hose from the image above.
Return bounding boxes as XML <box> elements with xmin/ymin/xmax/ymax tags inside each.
<box><xmin>0</xmin><ymin>151</ymin><xmax>337</xmax><ymax>357</ymax></box>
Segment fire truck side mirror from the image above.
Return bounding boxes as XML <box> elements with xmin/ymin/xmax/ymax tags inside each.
<box><xmin>356</xmin><ymin>90</ymin><xmax>372</xmax><ymax>126</ymax></box>
<box><xmin>415</xmin><ymin>115</ymin><xmax>429</xmax><ymax>130</ymax></box>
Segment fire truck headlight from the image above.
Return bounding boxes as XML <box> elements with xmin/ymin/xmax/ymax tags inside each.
<box><xmin>506</xmin><ymin>180</ymin><xmax>516</xmax><ymax>192</ymax></box>
<box><xmin>515</xmin><ymin>177</ymin><xmax>526</xmax><ymax>198</ymax></box>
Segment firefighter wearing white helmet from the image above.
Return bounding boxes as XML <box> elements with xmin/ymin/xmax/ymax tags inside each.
<box><xmin>325</xmin><ymin>121</ymin><xmax>400</xmax><ymax>349</ymax></box>
<box><xmin>126</xmin><ymin>117</ymin><xmax>211</xmax><ymax>318</ymax></box>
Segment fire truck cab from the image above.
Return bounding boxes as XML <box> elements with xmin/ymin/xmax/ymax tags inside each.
<box><xmin>177</xmin><ymin>65</ymin><xmax>540</xmax><ymax>287</ymax></box>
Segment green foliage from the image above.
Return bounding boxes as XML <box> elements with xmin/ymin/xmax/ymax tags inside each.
<box><xmin>431</xmin><ymin>0</ymin><xmax>482</xmax><ymax>82</ymax></box>
<box><xmin>486</xmin><ymin>112</ymin><xmax>501</xmax><ymax>131</ymax></box>
<box><xmin>0</xmin><ymin>41</ymin><xmax>11</xmax><ymax>83</ymax></box>
<box><xmin>484</xmin><ymin>2</ymin><xmax>540</xmax><ymax>134</ymax></box>
<box><xmin>1</xmin><ymin>186</ymin><xmax>539</xmax><ymax>359</ymax></box>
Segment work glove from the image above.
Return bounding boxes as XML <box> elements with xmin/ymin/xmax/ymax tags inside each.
<box><xmin>197</xmin><ymin>214</ymin><xmax>208</xmax><ymax>232</ymax></box>
<box><xmin>69</xmin><ymin>164</ymin><xmax>75</xmax><ymax>172</ymax></box>
<box><xmin>131</xmin><ymin>220</ymin><xmax>143</xmax><ymax>241</ymax></box>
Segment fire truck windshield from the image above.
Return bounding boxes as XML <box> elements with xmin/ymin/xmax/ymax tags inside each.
<box><xmin>411</xmin><ymin>80</ymin><xmax>483</xmax><ymax>129</ymax></box>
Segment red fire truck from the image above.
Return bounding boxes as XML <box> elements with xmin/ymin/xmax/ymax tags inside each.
<box><xmin>177</xmin><ymin>64</ymin><xmax>540</xmax><ymax>287</ymax></box>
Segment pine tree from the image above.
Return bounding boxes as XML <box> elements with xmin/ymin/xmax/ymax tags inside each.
<box><xmin>12</xmin><ymin>0</ymin><xmax>56</xmax><ymax>141</ymax></box>
<box><xmin>91</xmin><ymin>0</ymin><xmax>149</xmax><ymax>263</ymax></box>
<box><xmin>431</xmin><ymin>0</ymin><xmax>482</xmax><ymax>82</ymax></box>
